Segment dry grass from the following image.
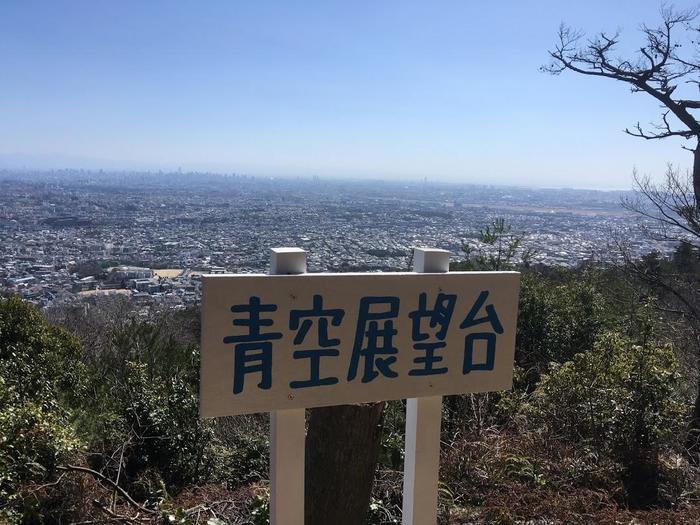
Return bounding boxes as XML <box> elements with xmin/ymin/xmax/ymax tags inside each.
<box><xmin>17</xmin><ymin>424</ymin><xmax>700</xmax><ymax>524</ymax></box>
<box><xmin>436</xmin><ymin>428</ymin><xmax>700</xmax><ymax>524</ymax></box>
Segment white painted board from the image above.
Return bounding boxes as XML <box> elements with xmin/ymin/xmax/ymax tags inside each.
<box><xmin>200</xmin><ymin>271</ymin><xmax>520</xmax><ymax>417</ymax></box>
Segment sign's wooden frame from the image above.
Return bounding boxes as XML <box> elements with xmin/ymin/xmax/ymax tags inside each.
<box><xmin>201</xmin><ymin>247</ymin><xmax>520</xmax><ymax>525</ymax></box>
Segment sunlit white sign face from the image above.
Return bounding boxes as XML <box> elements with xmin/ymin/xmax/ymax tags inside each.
<box><xmin>200</xmin><ymin>272</ymin><xmax>520</xmax><ymax>417</ymax></box>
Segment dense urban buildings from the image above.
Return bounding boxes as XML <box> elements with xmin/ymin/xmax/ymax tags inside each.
<box><xmin>0</xmin><ymin>169</ymin><xmax>673</xmax><ymax>308</ymax></box>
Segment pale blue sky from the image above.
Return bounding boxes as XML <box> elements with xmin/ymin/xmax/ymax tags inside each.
<box><xmin>0</xmin><ymin>1</ymin><xmax>697</xmax><ymax>188</ymax></box>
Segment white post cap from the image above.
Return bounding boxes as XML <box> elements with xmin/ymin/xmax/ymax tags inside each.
<box><xmin>270</xmin><ymin>247</ymin><xmax>307</xmax><ymax>275</ymax></box>
<box><xmin>413</xmin><ymin>248</ymin><xmax>450</xmax><ymax>273</ymax></box>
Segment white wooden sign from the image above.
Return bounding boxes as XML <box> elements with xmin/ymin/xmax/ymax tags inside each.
<box><xmin>199</xmin><ymin>248</ymin><xmax>521</xmax><ymax>525</ymax></box>
<box><xmin>200</xmin><ymin>271</ymin><xmax>519</xmax><ymax>417</ymax></box>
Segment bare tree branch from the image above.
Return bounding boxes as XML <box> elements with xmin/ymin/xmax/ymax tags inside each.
<box><xmin>57</xmin><ymin>465</ymin><xmax>157</xmax><ymax>515</ymax></box>
<box><xmin>544</xmin><ymin>7</ymin><xmax>700</xmax><ymax>207</ymax></box>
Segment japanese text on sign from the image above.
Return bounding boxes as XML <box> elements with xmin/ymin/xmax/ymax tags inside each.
<box><xmin>200</xmin><ymin>272</ymin><xmax>520</xmax><ymax>417</ymax></box>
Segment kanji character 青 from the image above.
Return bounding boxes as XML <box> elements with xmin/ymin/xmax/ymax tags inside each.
<box><xmin>223</xmin><ymin>296</ymin><xmax>282</xmax><ymax>394</ymax></box>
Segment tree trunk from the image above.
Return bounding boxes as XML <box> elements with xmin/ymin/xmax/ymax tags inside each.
<box><xmin>686</xmin><ymin>375</ymin><xmax>700</xmax><ymax>463</ymax></box>
<box><xmin>693</xmin><ymin>142</ymin><xmax>700</xmax><ymax>210</ymax></box>
<box><xmin>623</xmin><ymin>447</ymin><xmax>659</xmax><ymax>508</ymax></box>
<box><xmin>305</xmin><ymin>403</ymin><xmax>385</xmax><ymax>525</ymax></box>
<box><xmin>684</xmin><ymin>332</ymin><xmax>700</xmax><ymax>463</ymax></box>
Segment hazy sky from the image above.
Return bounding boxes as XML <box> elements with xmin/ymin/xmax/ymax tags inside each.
<box><xmin>1</xmin><ymin>1</ymin><xmax>698</xmax><ymax>188</ymax></box>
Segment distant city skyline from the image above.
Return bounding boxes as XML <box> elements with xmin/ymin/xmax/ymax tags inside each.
<box><xmin>1</xmin><ymin>0</ymin><xmax>697</xmax><ymax>189</ymax></box>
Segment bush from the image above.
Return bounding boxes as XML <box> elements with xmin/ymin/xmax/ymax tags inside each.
<box><xmin>516</xmin><ymin>272</ymin><xmax>611</xmax><ymax>387</ymax></box>
<box><xmin>0</xmin><ymin>296</ymin><xmax>87</xmax><ymax>404</ymax></box>
<box><xmin>83</xmin><ymin>320</ymin><xmax>218</xmax><ymax>492</ymax></box>
<box><xmin>531</xmin><ymin>331</ymin><xmax>685</xmax><ymax>506</ymax></box>
<box><xmin>0</xmin><ymin>378</ymin><xmax>82</xmax><ymax>522</ymax></box>
<box><xmin>117</xmin><ymin>361</ymin><xmax>216</xmax><ymax>488</ymax></box>
<box><xmin>0</xmin><ymin>297</ymin><xmax>85</xmax><ymax>522</ymax></box>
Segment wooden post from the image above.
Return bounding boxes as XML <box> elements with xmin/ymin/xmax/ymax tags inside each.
<box><xmin>269</xmin><ymin>248</ymin><xmax>306</xmax><ymax>525</ymax></box>
<box><xmin>402</xmin><ymin>248</ymin><xmax>450</xmax><ymax>525</ymax></box>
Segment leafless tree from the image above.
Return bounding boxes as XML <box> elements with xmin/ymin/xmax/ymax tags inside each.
<box><xmin>624</xmin><ymin>165</ymin><xmax>700</xmax><ymax>246</ymax></box>
<box><xmin>618</xmin><ymin>165</ymin><xmax>700</xmax><ymax>457</ymax></box>
<box><xmin>543</xmin><ymin>6</ymin><xmax>700</xmax><ymax>206</ymax></box>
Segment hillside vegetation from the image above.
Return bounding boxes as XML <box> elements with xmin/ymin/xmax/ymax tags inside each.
<box><xmin>3</xmin><ymin>242</ymin><xmax>700</xmax><ymax>523</ymax></box>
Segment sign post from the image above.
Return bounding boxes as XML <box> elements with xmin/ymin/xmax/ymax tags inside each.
<box><xmin>402</xmin><ymin>248</ymin><xmax>450</xmax><ymax>525</ymax></box>
<box><xmin>269</xmin><ymin>248</ymin><xmax>306</xmax><ymax>525</ymax></box>
<box><xmin>200</xmin><ymin>247</ymin><xmax>521</xmax><ymax>523</ymax></box>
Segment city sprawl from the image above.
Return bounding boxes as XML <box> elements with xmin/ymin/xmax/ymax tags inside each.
<box><xmin>0</xmin><ymin>170</ymin><xmax>674</xmax><ymax>309</ymax></box>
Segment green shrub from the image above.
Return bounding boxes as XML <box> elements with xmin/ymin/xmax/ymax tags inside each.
<box><xmin>249</xmin><ymin>488</ymin><xmax>270</xmax><ymax>525</ymax></box>
<box><xmin>84</xmin><ymin>320</ymin><xmax>217</xmax><ymax>491</ymax></box>
<box><xmin>516</xmin><ymin>272</ymin><xmax>611</xmax><ymax>387</ymax></box>
<box><xmin>0</xmin><ymin>297</ymin><xmax>85</xmax><ymax>522</ymax></box>
<box><xmin>0</xmin><ymin>379</ymin><xmax>82</xmax><ymax>522</ymax></box>
<box><xmin>220</xmin><ymin>430</ymin><xmax>269</xmax><ymax>488</ymax></box>
<box><xmin>531</xmin><ymin>332</ymin><xmax>684</xmax><ymax>506</ymax></box>
<box><xmin>0</xmin><ymin>296</ymin><xmax>87</xmax><ymax>404</ymax></box>
<box><xmin>119</xmin><ymin>361</ymin><xmax>215</xmax><ymax>487</ymax></box>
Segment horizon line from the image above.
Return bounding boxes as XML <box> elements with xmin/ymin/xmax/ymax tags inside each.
<box><xmin>0</xmin><ymin>166</ymin><xmax>636</xmax><ymax>193</ymax></box>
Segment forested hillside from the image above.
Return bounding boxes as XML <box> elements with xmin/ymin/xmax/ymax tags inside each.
<box><xmin>3</xmin><ymin>237</ymin><xmax>700</xmax><ymax>524</ymax></box>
